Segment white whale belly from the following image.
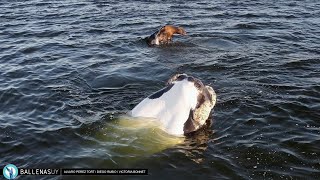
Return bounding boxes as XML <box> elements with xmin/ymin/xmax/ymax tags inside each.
<box><xmin>131</xmin><ymin>80</ymin><xmax>198</xmax><ymax>135</ymax></box>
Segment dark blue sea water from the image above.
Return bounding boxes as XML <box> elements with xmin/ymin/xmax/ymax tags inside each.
<box><xmin>1</xmin><ymin>0</ymin><xmax>320</xmax><ymax>179</ymax></box>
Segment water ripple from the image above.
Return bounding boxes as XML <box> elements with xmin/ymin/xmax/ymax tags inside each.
<box><xmin>1</xmin><ymin>0</ymin><xmax>320</xmax><ymax>179</ymax></box>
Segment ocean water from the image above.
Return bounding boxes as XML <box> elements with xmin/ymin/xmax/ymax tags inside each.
<box><xmin>0</xmin><ymin>0</ymin><xmax>319</xmax><ymax>179</ymax></box>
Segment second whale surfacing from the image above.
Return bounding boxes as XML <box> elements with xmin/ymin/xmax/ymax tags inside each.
<box><xmin>146</xmin><ymin>25</ymin><xmax>187</xmax><ymax>46</ymax></box>
<box><xmin>130</xmin><ymin>74</ymin><xmax>217</xmax><ymax>136</ymax></box>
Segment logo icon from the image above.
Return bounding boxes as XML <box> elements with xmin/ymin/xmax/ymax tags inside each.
<box><xmin>3</xmin><ymin>164</ymin><xmax>18</xmax><ymax>180</ymax></box>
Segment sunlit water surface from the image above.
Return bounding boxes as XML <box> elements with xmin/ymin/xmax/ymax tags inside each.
<box><xmin>1</xmin><ymin>0</ymin><xmax>320</xmax><ymax>179</ymax></box>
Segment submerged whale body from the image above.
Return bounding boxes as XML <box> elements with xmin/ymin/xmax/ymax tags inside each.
<box><xmin>130</xmin><ymin>74</ymin><xmax>217</xmax><ymax>136</ymax></box>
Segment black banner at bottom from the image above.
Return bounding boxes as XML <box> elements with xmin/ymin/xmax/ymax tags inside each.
<box><xmin>1</xmin><ymin>168</ymin><xmax>148</xmax><ymax>176</ymax></box>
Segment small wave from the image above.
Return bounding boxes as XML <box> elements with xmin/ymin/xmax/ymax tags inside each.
<box><xmin>232</xmin><ymin>23</ymin><xmax>259</xmax><ymax>30</ymax></box>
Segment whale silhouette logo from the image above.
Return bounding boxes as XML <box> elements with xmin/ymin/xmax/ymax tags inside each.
<box><xmin>3</xmin><ymin>164</ymin><xmax>18</xmax><ymax>180</ymax></box>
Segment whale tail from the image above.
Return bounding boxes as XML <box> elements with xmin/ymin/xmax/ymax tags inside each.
<box><xmin>6</xmin><ymin>167</ymin><xmax>14</xmax><ymax>179</ymax></box>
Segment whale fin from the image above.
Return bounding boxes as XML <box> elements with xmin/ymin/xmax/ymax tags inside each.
<box><xmin>183</xmin><ymin>109</ymin><xmax>198</xmax><ymax>134</ymax></box>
